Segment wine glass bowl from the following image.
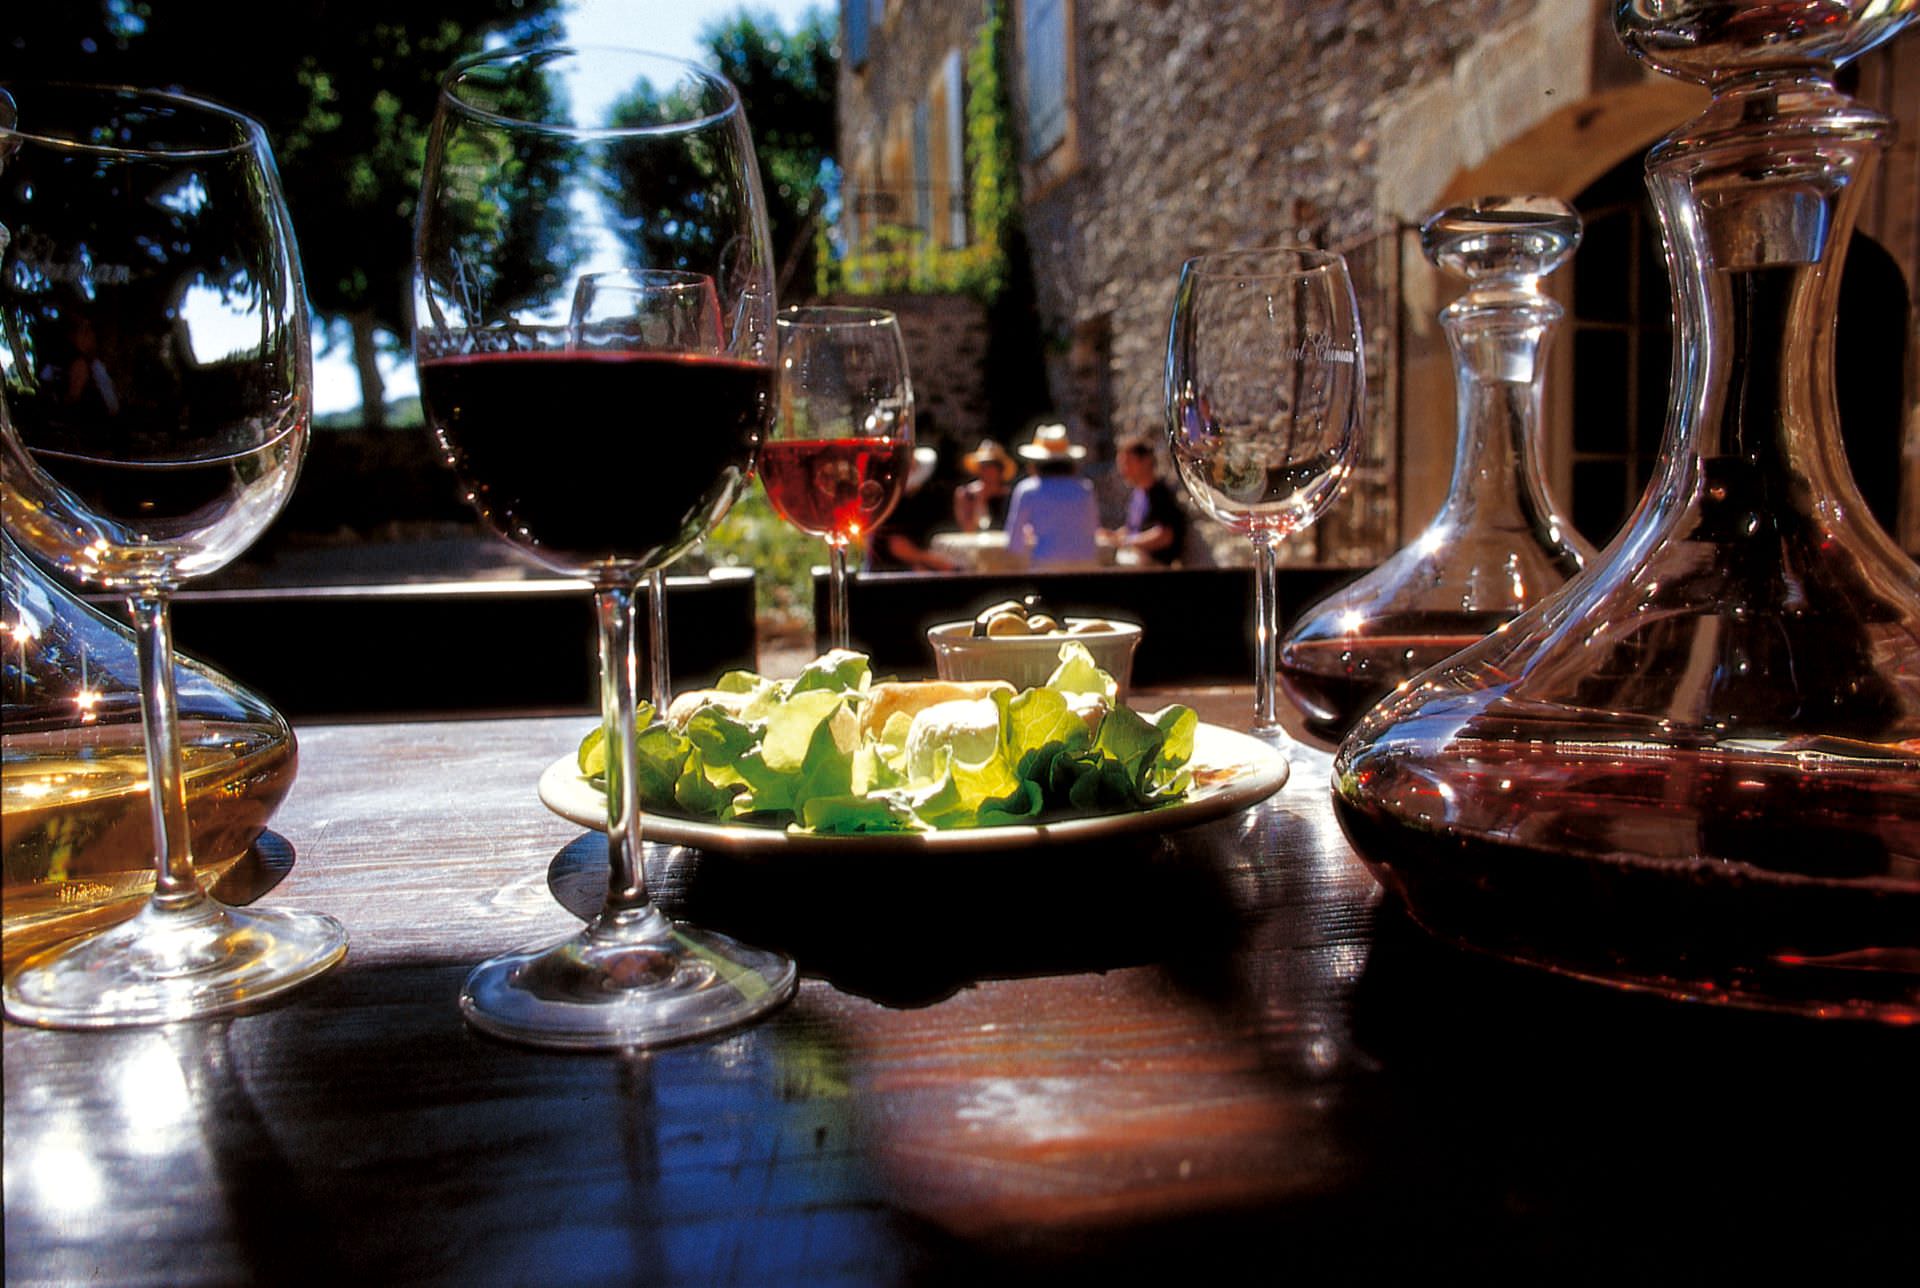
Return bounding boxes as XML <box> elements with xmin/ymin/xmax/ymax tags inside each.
<box><xmin>567</xmin><ymin>268</ymin><xmax>730</xmax><ymax>715</ymax></box>
<box><xmin>1164</xmin><ymin>247</ymin><xmax>1364</xmax><ymax>734</ymax></box>
<box><xmin>1</xmin><ymin>84</ymin><xmax>345</xmax><ymax>1027</ymax></box>
<box><xmin>413</xmin><ymin>46</ymin><xmax>794</xmax><ymax>1049</ymax></box>
<box><xmin>763</xmin><ymin>306</ymin><xmax>914</xmax><ymax>651</ymax></box>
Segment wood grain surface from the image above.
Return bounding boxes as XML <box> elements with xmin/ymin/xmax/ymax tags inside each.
<box><xmin>6</xmin><ymin>689</ymin><xmax>1915</xmax><ymax>1285</ymax></box>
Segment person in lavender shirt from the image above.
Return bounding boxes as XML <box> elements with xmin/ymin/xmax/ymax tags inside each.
<box><xmin>1004</xmin><ymin>422</ymin><xmax>1100</xmax><ymax>567</ymax></box>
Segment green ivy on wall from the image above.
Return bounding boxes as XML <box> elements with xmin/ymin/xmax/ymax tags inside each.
<box><xmin>822</xmin><ymin>0</ymin><xmax>1022</xmax><ymax>301</ymax></box>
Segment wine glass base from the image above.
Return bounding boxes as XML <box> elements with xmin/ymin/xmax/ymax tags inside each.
<box><xmin>459</xmin><ymin>916</ymin><xmax>797</xmax><ymax>1051</ymax></box>
<box><xmin>1246</xmin><ymin>719</ymin><xmax>1296</xmax><ymax>754</ymax></box>
<box><xmin>2</xmin><ymin>899</ymin><xmax>348</xmax><ymax>1030</ymax></box>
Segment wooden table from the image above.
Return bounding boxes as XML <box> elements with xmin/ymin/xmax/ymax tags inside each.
<box><xmin>6</xmin><ymin>689</ymin><xmax>1914</xmax><ymax>1284</ymax></box>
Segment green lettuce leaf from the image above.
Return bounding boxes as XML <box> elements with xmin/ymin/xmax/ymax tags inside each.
<box><xmin>576</xmin><ymin>647</ymin><xmax>1201</xmax><ymax>833</ymax></box>
<box><xmin>788</xmin><ymin>648</ymin><xmax>872</xmax><ymax>696</ymax></box>
<box><xmin>1046</xmin><ymin>641</ymin><xmax>1117</xmax><ymax>704</ymax></box>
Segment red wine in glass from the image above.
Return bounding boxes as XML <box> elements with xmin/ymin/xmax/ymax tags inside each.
<box><xmin>418</xmin><ymin>350</ymin><xmax>767</xmax><ymax>572</ymax></box>
<box><xmin>413</xmin><ymin>46</ymin><xmax>792</xmax><ymax>1050</ymax></box>
<box><xmin>758</xmin><ymin>435</ymin><xmax>912</xmax><ymax>542</ymax></box>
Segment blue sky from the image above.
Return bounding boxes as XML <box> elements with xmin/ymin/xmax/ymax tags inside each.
<box><xmin>315</xmin><ymin>0</ymin><xmax>828</xmax><ymax>414</ymax></box>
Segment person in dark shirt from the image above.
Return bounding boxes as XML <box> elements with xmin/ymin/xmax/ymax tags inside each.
<box><xmin>869</xmin><ymin>446</ymin><xmax>961</xmax><ymax>571</ymax></box>
<box><xmin>1100</xmin><ymin>434</ymin><xmax>1187</xmax><ymax>565</ymax></box>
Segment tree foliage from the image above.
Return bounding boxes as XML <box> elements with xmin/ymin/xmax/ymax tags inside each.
<box><xmin>4</xmin><ymin>3</ymin><xmax>838</xmax><ymax>420</ymax></box>
<box><xmin>3</xmin><ymin>1</ymin><xmax>565</xmax><ymax>425</ymax></box>
<box><xmin>700</xmin><ymin>7</ymin><xmax>838</xmax><ymax>299</ymax></box>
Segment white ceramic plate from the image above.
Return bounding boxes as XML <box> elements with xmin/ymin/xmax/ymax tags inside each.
<box><xmin>536</xmin><ymin>722</ymin><xmax>1290</xmax><ymax>856</ymax></box>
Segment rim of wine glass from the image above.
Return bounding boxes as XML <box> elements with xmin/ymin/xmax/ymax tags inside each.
<box><xmin>775</xmin><ymin>305</ymin><xmax>901</xmax><ymax>330</ymax></box>
<box><xmin>1180</xmin><ymin>246</ymin><xmax>1351</xmax><ymax>280</ymax></box>
<box><xmin>437</xmin><ymin>44</ymin><xmax>743</xmax><ymax>138</ymax></box>
<box><xmin>0</xmin><ymin>82</ymin><xmax>268</xmax><ymax>160</ymax></box>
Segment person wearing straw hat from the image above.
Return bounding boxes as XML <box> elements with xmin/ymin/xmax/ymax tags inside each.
<box><xmin>1004</xmin><ymin>422</ymin><xmax>1100</xmax><ymax>567</ymax></box>
<box><xmin>953</xmin><ymin>438</ymin><xmax>1015</xmax><ymax>532</ymax></box>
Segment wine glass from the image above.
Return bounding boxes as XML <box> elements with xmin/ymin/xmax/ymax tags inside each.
<box><xmin>763</xmin><ymin>307</ymin><xmax>913</xmax><ymax>652</ymax></box>
<box><xmin>1164</xmin><ymin>248</ymin><xmax>1363</xmax><ymax>736</ymax></box>
<box><xmin>569</xmin><ymin>269</ymin><xmax>728</xmax><ymax>715</ymax></box>
<box><xmin>0</xmin><ymin>85</ymin><xmax>347</xmax><ymax>1026</ymax></box>
<box><xmin>414</xmin><ymin>46</ymin><xmax>794</xmax><ymax>1049</ymax></box>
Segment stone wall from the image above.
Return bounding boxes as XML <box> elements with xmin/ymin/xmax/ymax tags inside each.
<box><xmin>824</xmin><ymin>292</ymin><xmax>992</xmax><ymax>457</ymax></box>
<box><xmin>1025</xmin><ymin>0</ymin><xmax>1539</xmax><ymax>561</ymax></box>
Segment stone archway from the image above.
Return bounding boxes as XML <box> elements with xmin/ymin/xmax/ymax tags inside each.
<box><xmin>1372</xmin><ymin>12</ymin><xmax>1708</xmax><ymax>534</ymax></box>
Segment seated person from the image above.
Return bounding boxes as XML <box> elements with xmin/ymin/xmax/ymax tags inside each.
<box><xmin>1004</xmin><ymin>423</ymin><xmax>1100</xmax><ymax>568</ymax></box>
<box><xmin>952</xmin><ymin>438</ymin><xmax>1015</xmax><ymax>532</ymax></box>
<box><xmin>1098</xmin><ymin>434</ymin><xmax>1188</xmax><ymax>565</ymax></box>
<box><xmin>869</xmin><ymin>446</ymin><xmax>961</xmax><ymax>571</ymax></box>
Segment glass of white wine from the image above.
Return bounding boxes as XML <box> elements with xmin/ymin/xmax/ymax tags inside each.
<box><xmin>1164</xmin><ymin>248</ymin><xmax>1364</xmax><ymax>736</ymax></box>
<box><xmin>0</xmin><ymin>85</ymin><xmax>347</xmax><ymax>1026</ymax></box>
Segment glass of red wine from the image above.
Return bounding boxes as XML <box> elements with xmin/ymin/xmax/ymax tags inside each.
<box><xmin>762</xmin><ymin>307</ymin><xmax>914</xmax><ymax>651</ymax></box>
<box><xmin>1164</xmin><ymin>248</ymin><xmax>1364</xmax><ymax>737</ymax></box>
<box><xmin>413</xmin><ymin>47</ymin><xmax>794</xmax><ymax>1049</ymax></box>
<box><xmin>570</xmin><ymin>269</ymin><xmax>728</xmax><ymax>716</ymax></box>
<box><xmin>0</xmin><ymin>85</ymin><xmax>348</xmax><ymax>1027</ymax></box>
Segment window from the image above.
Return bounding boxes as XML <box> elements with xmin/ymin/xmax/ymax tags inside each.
<box><xmin>845</xmin><ymin>0</ymin><xmax>869</xmax><ymax>68</ymax></box>
<box><xmin>929</xmin><ymin>49</ymin><xmax>968</xmax><ymax>247</ymax></box>
<box><xmin>1568</xmin><ymin>154</ymin><xmax>1911</xmax><ymax>546</ymax></box>
<box><xmin>1568</xmin><ymin>163</ymin><xmax>1667</xmax><ymax>548</ymax></box>
<box><xmin>1022</xmin><ymin>0</ymin><xmax>1069</xmax><ymax>160</ymax></box>
<box><xmin>912</xmin><ymin>98</ymin><xmax>932</xmax><ymax>234</ymax></box>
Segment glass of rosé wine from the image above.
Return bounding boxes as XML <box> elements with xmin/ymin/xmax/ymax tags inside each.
<box><xmin>763</xmin><ymin>307</ymin><xmax>914</xmax><ymax>652</ymax></box>
<box><xmin>412</xmin><ymin>46</ymin><xmax>794</xmax><ymax>1050</ymax></box>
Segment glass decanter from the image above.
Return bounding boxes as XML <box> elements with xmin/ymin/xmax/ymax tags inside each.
<box><xmin>1334</xmin><ymin>3</ymin><xmax>1920</xmax><ymax>1022</ymax></box>
<box><xmin>2</xmin><ymin>531</ymin><xmax>297</xmax><ymax>967</ymax></box>
<box><xmin>1279</xmin><ymin>196</ymin><xmax>1592</xmax><ymax>741</ymax></box>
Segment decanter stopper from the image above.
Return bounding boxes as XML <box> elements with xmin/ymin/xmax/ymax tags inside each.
<box><xmin>1420</xmin><ymin>194</ymin><xmax>1580</xmax><ymax>288</ymax></box>
<box><xmin>1614</xmin><ymin>0</ymin><xmax>1913</xmax><ymax>82</ymax></box>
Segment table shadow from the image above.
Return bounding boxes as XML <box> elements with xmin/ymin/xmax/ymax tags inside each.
<box><xmin>1340</xmin><ymin>903</ymin><xmax>1920</xmax><ymax>1277</ymax></box>
<box><xmin>211</xmin><ymin>828</ymin><xmax>297</xmax><ymax>905</ymax></box>
<box><xmin>545</xmin><ymin>829</ymin><xmax>1247</xmax><ymax>1007</ymax></box>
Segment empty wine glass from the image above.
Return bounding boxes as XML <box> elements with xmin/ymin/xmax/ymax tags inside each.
<box><xmin>570</xmin><ymin>269</ymin><xmax>727</xmax><ymax>715</ymax></box>
<box><xmin>0</xmin><ymin>85</ymin><xmax>347</xmax><ymax>1027</ymax></box>
<box><xmin>763</xmin><ymin>307</ymin><xmax>913</xmax><ymax>652</ymax></box>
<box><xmin>1164</xmin><ymin>248</ymin><xmax>1364</xmax><ymax>736</ymax></box>
<box><xmin>414</xmin><ymin>46</ymin><xmax>793</xmax><ymax>1049</ymax></box>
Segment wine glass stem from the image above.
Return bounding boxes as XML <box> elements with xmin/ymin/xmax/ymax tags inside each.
<box><xmin>128</xmin><ymin>593</ymin><xmax>203</xmax><ymax>910</ymax></box>
<box><xmin>1250</xmin><ymin>531</ymin><xmax>1281</xmax><ymax>733</ymax></box>
<box><xmin>647</xmin><ymin>568</ymin><xmax>671</xmax><ymax>716</ymax></box>
<box><xmin>827</xmin><ymin>537</ymin><xmax>851</xmax><ymax>652</ymax></box>
<box><xmin>594</xmin><ymin>583</ymin><xmax>652</xmax><ymax>917</ymax></box>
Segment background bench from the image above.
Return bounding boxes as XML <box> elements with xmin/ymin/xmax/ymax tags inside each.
<box><xmin>93</xmin><ymin>568</ymin><xmax>758</xmax><ymax>722</ymax></box>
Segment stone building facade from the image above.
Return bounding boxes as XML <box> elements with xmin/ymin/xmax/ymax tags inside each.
<box><xmin>837</xmin><ymin>0</ymin><xmax>1920</xmax><ymax>560</ymax></box>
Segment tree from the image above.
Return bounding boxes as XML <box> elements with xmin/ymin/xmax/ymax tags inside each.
<box><xmin>2</xmin><ymin>1</ymin><xmax>564</xmax><ymax>427</ymax></box>
<box><xmin>699</xmin><ymin>7</ymin><xmax>838</xmax><ymax>299</ymax></box>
